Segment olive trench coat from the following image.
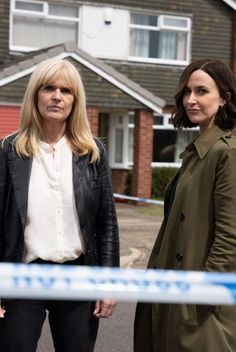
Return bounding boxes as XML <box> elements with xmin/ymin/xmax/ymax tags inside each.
<box><xmin>134</xmin><ymin>125</ymin><xmax>236</xmax><ymax>352</ymax></box>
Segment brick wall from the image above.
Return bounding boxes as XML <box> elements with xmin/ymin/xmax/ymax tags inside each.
<box><xmin>132</xmin><ymin>109</ymin><xmax>153</xmax><ymax>200</ymax></box>
<box><xmin>111</xmin><ymin>169</ymin><xmax>129</xmax><ymax>194</ymax></box>
<box><xmin>0</xmin><ymin>105</ymin><xmax>20</xmax><ymax>138</ymax></box>
<box><xmin>87</xmin><ymin>106</ymin><xmax>99</xmax><ymax>136</ymax></box>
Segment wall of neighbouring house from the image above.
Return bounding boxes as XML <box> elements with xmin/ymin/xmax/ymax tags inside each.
<box><xmin>0</xmin><ymin>105</ymin><xmax>20</xmax><ymax>138</ymax></box>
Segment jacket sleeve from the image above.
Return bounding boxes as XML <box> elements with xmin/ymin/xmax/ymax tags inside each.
<box><xmin>96</xmin><ymin>142</ymin><xmax>120</xmax><ymax>267</ymax></box>
<box><xmin>0</xmin><ymin>143</ymin><xmax>8</xmax><ymax>260</ymax></box>
<box><xmin>205</xmin><ymin>144</ymin><xmax>236</xmax><ymax>272</ymax></box>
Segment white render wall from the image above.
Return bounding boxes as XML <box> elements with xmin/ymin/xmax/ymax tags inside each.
<box><xmin>80</xmin><ymin>5</ymin><xmax>130</xmax><ymax>60</ymax></box>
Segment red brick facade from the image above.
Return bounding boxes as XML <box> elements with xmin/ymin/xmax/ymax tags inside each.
<box><xmin>0</xmin><ymin>105</ymin><xmax>20</xmax><ymax>138</ymax></box>
<box><xmin>111</xmin><ymin>169</ymin><xmax>129</xmax><ymax>194</ymax></box>
<box><xmin>132</xmin><ymin>109</ymin><xmax>154</xmax><ymax>200</ymax></box>
<box><xmin>87</xmin><ymin>106</ymin><xmax>99</xmax><ymax>136</ymax></box>
<box><xmin>0</xmin><ymin>104</ymin><xmax>155</xmax><ymax>200</ymax></box>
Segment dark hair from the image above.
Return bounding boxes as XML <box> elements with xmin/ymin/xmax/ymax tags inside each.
<box><xmin>172</xmin><ymin>59</ymin><xmax>236</xmax><ymax>130</ymax></box>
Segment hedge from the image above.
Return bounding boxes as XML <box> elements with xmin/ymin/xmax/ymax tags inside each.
<box><xmin>152</xmin><ymin>167</ymin><xmax>178</xmax><ymax>198</ymax></box>
<box><xmin>126</xmin><ymin>167</ymin><xmax>178</xmax><ymax>199</ymax></box>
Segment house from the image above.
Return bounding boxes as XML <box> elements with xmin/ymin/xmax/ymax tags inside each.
<box><xmin>0</xmin><ymin>0</ymin><xmax>235</xmax><ymax>200</ymax></box>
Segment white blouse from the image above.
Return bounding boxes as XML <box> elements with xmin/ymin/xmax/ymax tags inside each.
<box><xmin>23</xmin><ymin>137</ymin><xmax>85</xmax><ymax>263</ymax></box>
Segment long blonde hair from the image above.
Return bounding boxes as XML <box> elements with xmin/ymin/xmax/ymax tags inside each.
<box><xmin>14</xmin><ymin>57</ymin><xmax>99</xmax><ymax>162</ymax></box>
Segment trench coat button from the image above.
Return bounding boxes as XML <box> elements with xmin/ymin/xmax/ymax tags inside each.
<box><xmin>176</xmin><ymin>253</ymin><xmax>184</xmax><ymax>261</ymax></box>
<box><xmin>179</xmin><ymin>213</ymin><xmax>185</xmax><ymax>221</ymax></box>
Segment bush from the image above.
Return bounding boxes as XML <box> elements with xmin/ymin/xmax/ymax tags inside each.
<box><xmin>125</xmin><ymin>167</ymin><xmax>179</xmax><ymax>199</ymax></box>
<box><xmin>152</xmin><ymin>167</ymin><xmax>178</xmax><ymax>198</ymax></box>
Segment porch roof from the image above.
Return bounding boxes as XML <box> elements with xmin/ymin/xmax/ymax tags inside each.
<box><xmin>222</xmin><ymin>0</ymin><xmax>236</xmax><ymax>10</ymax></box>
<box><xmin>0</xmin><ymin>42</ymin><xmax>165</xmax><ymax>114</ymax></box>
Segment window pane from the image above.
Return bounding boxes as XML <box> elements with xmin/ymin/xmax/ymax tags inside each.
<box><xmin>131</xmin><ymin>14</ymin><xmax>157</xmax><ymax>26</ymax></box>
<box><xmin>129</xmin><ymin>115</ymin><xmax>134</xmax><ymax>124</ymax></box>
<box><xmin>128</xmin><ymin>128</ymin><xmax>133</xmax><ymax>163</ymax></box>
<box><xmin>131</xmin><ymin>28</ymin><xmax>187</xmax><ymax>60</ymax></box>
<box><xmin>153</xmin><ymin>130</ymin><xmax>198</xmax><ymax>162</ymax></box>
<box><xmin>154</xmin><ymin>115</ymin><xmax>164</xmax><ymax>125</ymax></box>
<box><xmin>163</xmin><ymin>17</ymin><xmax>188</xmax><ymax>28</ymax></box>
<box><xmin>159</xmin><ymin>31</ymin><xmax>178</xmax><ymax>59</ymax></box>
<box><xmin>177</xmin><ymin>32</ymin><xmax>187</xmax><ymax>60</ymax></box>
<box><xmin>130</xmin><ymin>28</ymin><xmax>149</xmax><ymax>57</ymax></box>
<box><xmin>115</xmin><ymin>129</ymin><xmax>123</xmax><ymax>163</ymax></box>
<box><xmin>15</xmin><ymin>1</ymin><xmax>43</xmax><ymax>12</ymax></box>
<box><xmin>13</xmin><ymin>16</ymin><xmax>78</xmax><ymax>47</ymax></box>
<box><xmin>153</xmin><ymin>130</ymin><xmax>177</xmax><ymax>162</ymax></box>
<box><xmin>49</xmin><ymin>4</ymin><xmax>79</xmax><ymax>18</ymax></box>
<box><xmin>130</xmin><ymin>14</ymin><xmax>190</xmax><ymax>61</ymax></box>
<box><xmin>149</xmin><ymin>31</ymin><xmax>159</xmax><ymax>58</ymax></box>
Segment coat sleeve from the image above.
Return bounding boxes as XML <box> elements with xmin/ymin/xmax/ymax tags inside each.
<box><xmin>96</xmin><ymin>142</ymin><xmax>120</xmax><ymax>267</ymax></box>
<box><xmin>205</xmin><ymin>144</ymin><xmax>236</xmax><ymax>272</ymax></box>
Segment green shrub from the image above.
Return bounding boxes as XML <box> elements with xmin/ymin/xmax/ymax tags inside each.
<box><xmin>125</xmin><ymin>167</ymin><xmax>179</xmax><ymax>198</ymax></box>
<box><xmin>125</xmin><ymin>169</ymin><xmax>133</xmax><ymax>195</ymax></box>
<box><xmin>152</xmin><ymin>167</ymin><xmax>178</xmax><ymax>198</ymax></box>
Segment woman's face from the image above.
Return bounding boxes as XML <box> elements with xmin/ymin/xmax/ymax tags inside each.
<box><xmin>37</xmin><ymin>78</ymin><xmax>74</xmax><ymax>126</ymax></box>
<box><xmin>182</xmin><ymin>69</ymin><xmax>224</xmax><ymax>133</ymax></box>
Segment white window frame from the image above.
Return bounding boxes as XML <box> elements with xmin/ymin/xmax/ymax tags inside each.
<box><xmin>109</xmin><ymin>112</ymin><xmax>199</xmax><ymax>169</ymax></box>
<box><xmin>129</xmin><ymin>13</ymin><xmax>191</xmax><ymax>65</ymax></box>
<box><xmin>10</xmin><ymin>0</ymin><xmax>80</xmax><ymax>52</ymax></box>
<box><xmin>108</xmin><ymin>113</ymin><xmax>133</xmax><ymax>169</ymax></box>
<box><xmin>152</xmin><ymin>113</ymin><xmax>198</xmax><ymax>168</ymax></box>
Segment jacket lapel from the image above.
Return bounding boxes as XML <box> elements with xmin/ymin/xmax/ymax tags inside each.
<box><xmin>8</xmin><ymin>147</ymin><xmax>32</xmax><ymax>228</ymax></box>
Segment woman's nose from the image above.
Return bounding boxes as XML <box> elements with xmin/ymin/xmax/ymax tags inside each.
<box><xmin>187</xmin><ymin>92</ymin><xmax>197</xmax><ymax>104</ymax></box>
<box><xmin>52</xmin><ymin>88</ymin><xmax>62</xmax><ymax>100</ymax></box>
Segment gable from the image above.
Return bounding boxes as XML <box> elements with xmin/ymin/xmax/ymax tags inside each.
<box><xmin>0</xmin><ymin>43</ymin><xmax>165</xmax><ymax>113</ymax></box>
<box><xmin>222</xmin><ymin>0</ymin><xmax>236</xmax><ymax>10</ymax></box>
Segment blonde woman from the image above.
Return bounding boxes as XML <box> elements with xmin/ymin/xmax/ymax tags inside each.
<box><xmin>0</xmin><ymin>58</ymin><xmax>119</xmax><ymax>352</ymax></box>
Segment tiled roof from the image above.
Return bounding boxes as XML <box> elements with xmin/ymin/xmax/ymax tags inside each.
<box><xmin>0</xmin><ymin>42</ymin><xmax>165</xmax><ymax>113</ymax></box>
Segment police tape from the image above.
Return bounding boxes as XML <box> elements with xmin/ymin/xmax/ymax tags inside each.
<box><xmin>0</xmin><ymin>263</ymin><xmax>236</xmax><ymax>305</ymax></box>
<box><xmin>113</xmin><ymin>193</ymin><xmax>164</xmax><ymax>206</ymax></box>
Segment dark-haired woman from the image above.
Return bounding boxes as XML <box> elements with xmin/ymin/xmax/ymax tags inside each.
<box><xmin>134</xmin><ymin>59</ymin><xmax>236</xmax><ymax>352</ymax></box>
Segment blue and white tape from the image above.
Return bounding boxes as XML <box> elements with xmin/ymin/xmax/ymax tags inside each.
<box><xmin>0</xmin><ymin>263</ymin><xmax>236</xmax><ymax>305</ymax></box>
<box><xmin>113</xmin><ymin>193</ymin><xmax>164</xmax><ymax>206</ymax></box>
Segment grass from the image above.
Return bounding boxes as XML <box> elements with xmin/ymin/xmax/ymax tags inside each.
<box><xmin>135</xmin><ymin>204</ymin><xmax>164</xmax><ymax>218</ymax></box>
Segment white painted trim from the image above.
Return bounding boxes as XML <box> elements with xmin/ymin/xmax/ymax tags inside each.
<box><xmin>221</xmin><ymin>0</ymin><xmax>236</xmax><ymax>10</ymax></box>
<box><xmin>151</xmin><ymin>162</ymin><xmax>181</xmax><ymax>168</ymax></box>
<box><xmin>0</xmin><ymin>66</ymin><xmax>37</xmax><ymax>87</ymax></box>
<box><xmin>128</xmin><ymin>56</ymin><xmax>189</xmax><ymax>66</ymax></box>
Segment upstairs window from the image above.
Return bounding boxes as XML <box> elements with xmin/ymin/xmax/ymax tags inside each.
<box><xmin>10</xmin><ymin>0</ymin><xmax>80</xmax><ymax>51</ymax></box>
<box><xmin>130</xmin><ymin>13</ymin><xmax>191</xmax><ymax>65</ymax></box>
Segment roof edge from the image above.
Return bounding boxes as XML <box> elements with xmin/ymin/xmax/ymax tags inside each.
<box><xmin>222</xmin><ymin>0</ymin><xmax>236</xmax><ymax>10</ymax></box>
<box><xmin>0</xmin><ymin>43</ymin><xmax>165</xmax><ymax>114</ymax></box>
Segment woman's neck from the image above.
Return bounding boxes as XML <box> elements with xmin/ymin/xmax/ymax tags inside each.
<box><xmin>42</xmin><ymin>122</ymin><xmax>66</xmax><ymax>146</ymax></box>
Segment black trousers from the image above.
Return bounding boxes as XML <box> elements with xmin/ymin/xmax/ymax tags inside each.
<box><xmin>0</xmin><ymin>256</ymin><xmax>99</xmax><ymax>352</ymax></box>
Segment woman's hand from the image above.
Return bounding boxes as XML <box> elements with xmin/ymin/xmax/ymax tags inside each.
<box><xmin>0</xmin><ymin>301</ymin><xmax>6</xmax><ymax>318</ymax></box>
<box><xmin>93</xmin><ymin>299</ymin><xmax>117</xmax><ymax>318</ymax></box>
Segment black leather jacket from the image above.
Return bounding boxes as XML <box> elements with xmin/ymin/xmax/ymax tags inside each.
<box><xmin>0</xmin><ymin>136</ymin><xmax>119</xmax><ymax>267</ymax></box>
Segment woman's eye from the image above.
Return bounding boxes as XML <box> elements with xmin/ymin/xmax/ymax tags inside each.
<box><xmin>43</xmin><ymin>85</ymin><xmax>54</xmax><ymax>91</ymax></box>
<box><xmin>198</xmin><ymin>88</ymin><xmax>208</xmax><ymax>95</ymax></box>
<box><xmin>61</xmin><ymin>88</ymin><xmax>72</xmax><ymax>94</ymax></box>
<box><xmin>182</xmin><ymin>88</ymin><xmax>190</xmax><ymax>96</ymax></box>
